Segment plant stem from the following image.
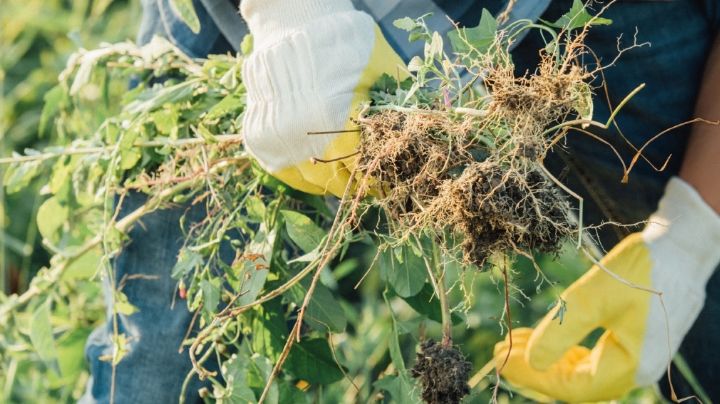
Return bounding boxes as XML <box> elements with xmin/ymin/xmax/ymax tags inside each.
<box><xmin>0</xmin><ymin>159</ymin><xmax>236</xmax><ymax>318</ymax></box>
<box><xmin>0</xmin><ymin>134</ymin><xmax>244</xmax><ymax>165</ymax></box>
<box><xmin>423</xmin><ymin>239</ymin><xmax>452</xmax><ymax>347</ymax></box>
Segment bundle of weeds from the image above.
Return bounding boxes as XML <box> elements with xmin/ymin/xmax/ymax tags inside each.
<box><xmin>3</xmin><ymin>3</ymin><xmax>645</xmax><ymax>404</ymax></box>
<box><xmin>355</xmin><ymin>16</ymin><xmax>597</xmax><ymax>268</ymax></box>
<box><xmin>347</xmin><ymin>11</ymin><xmax>622</xmax><ymax>402</ymax></box>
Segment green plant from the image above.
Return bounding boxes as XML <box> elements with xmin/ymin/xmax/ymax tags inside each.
<box><xmin>0</xmin><ymin>2</ymin><xmax>667</xmax><ymax>403</ymax></box>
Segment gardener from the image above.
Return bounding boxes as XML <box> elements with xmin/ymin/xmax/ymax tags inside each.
<box><xmin>82</xmin><ymin>0</ymin><xmax>720</xmax><ymax>402</ymax></box>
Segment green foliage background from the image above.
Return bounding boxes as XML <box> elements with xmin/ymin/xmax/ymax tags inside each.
<box><xmin>0</xmin><ymin>1</ymin><xmax>662</xmax><ymax>403</ymax></box>
<box><xmin>1</xmin><ymin>1</ymin><xmax>140</xmax><ymax>401</ymax></box>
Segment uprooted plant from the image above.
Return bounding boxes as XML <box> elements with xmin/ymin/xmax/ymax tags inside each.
<box><xmin>337</xmin><ymin>5</ymin><xmax>634</xmax><ymax>401</ymax></box>
<box><xmin>1</xmin><ymin>2</ymin><xmax>660</xmax><ymax>403</ymax></box>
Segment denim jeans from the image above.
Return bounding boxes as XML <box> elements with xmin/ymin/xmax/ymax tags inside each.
<box><xmin>80</xmin><ymin>195</ymin><xmax>219</xmax><ymax>404</ymax></box>
<box><xmin>79</xmin><ymin>1</ymin><xmax>233</xmax><ymax>402</ymax></box>
<box><xmin>82</xmin><ymin>0</ymin><xmax>720</xmax><ymax>402</ymax></box>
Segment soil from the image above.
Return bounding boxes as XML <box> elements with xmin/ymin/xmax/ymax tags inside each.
<box><xmin>411</xmin><ymin>339</ymin><xmax>472</xmax><ymax>404</ymax></box>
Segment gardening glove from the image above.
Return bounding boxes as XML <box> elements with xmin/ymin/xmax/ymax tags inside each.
<box><xmin>240</xmin><ymin>0</ymin><xmax>405</xmax><ymax>197</ymax></box>
<box><xmin>493</xmin><ymin>177</ymin><xmax>720</xmax><ymax>402</ymax></box>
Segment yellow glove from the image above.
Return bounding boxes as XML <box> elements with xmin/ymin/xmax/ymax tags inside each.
<box><xmin>494</xmin><ymin>177</ymin><xmax>720</xmax><ymax>402</ymax></box>
<box><xmin>240</xmin><ymin>0</ymin><xmax>405</xmax><ymax>196</ymax></box>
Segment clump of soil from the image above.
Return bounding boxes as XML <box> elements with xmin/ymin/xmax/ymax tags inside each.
<box><xmin>411</xmin><ymin>339</ymin><xmax>472</xmax><ymax>404</ymax></box>
<box><xmin>428</xmin><ymin>161</ymin><xmax>570</xmax><ymax>265</ymax></box>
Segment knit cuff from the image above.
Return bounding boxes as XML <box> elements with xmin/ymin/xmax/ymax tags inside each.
<box><xmin>241</xmin><ymin>0</ymin><xmax>355</xmax><ymax>47</ymax></box>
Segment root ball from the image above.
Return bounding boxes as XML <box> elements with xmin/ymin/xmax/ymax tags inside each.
<box><xmin>411</xmin><ymin>339</ymin><xmax>472</xmax><ymax>404</ymax></box>
<box><xmin>430</xmin><ymin>161</ymin><xmax>571</xmax><ymax>265</ymax></box>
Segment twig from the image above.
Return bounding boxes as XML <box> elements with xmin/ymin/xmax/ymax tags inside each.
<box><xmin>0</xmin><ymin>134</ymin><xmax>244</xmax><ymax>165</ymax></box>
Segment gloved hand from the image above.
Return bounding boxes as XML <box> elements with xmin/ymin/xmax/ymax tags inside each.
<box><xmin>240</xmin><ymin>0</ymin><xmax>405</xmax><ymax>196</ymax></box>
<box><xmin>493</xmin><ymin>177</ymin><xmax>720</xmax><ymax>402</ymax></box>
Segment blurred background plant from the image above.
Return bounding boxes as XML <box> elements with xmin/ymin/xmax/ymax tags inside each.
<box><xmin>0</xmin><ymin>1</ymin><xmax>664</xmax><ymax>403</ymax></box>
<box><xmin>0</xmin><ymin>0</ymin><xmax>139</xmax><ymax>401</ymax></box>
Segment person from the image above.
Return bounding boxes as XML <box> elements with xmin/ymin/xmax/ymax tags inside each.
<box><xmin>240</xmin><ymin>0</ymin><xmax>720</xmax><ymax>402</ymax></box>
<box><xmin>82</xmin><ymin>0</ymin><xmax>720</xmax><ymax>402</ymax></box>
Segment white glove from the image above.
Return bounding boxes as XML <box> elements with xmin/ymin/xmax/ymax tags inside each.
<box><xmin>240</xmin><ymin>0</ymin><xmax>405</xmax><ymax>196</ymax></box>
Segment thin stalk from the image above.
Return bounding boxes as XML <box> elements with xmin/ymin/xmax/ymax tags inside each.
<box><xmin>0</xmin><ymin>134</ymin><xmax>244</xmax><ymax>165</ymax></box>
<box><xmin>0</xmin><ymin>160</ymin><xmax>235</xmax><ymax>317</ymax></box>
<box><xmin>421</xmin><ymin>238</ymin><xmax>452</xmax><ymax>347</ymax></box>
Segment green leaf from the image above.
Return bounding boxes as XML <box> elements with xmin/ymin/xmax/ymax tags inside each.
<box><xmin>285</xmin><ymin>338</ymin><xmax>344</xmax><ymax>385</ymax></box>
<box><xmin>245</xmin><ymin>196</ymin><xmax>266</xmax><ymax>222</ymax></box>
<box><xmin>56</xmin><ymin>328</ymin><xmax>91</xmax><ymax>379</ymax></box>
<box><xmin>241</xmin><ymin>34</ymin><xmax>253</xmax><ymax>55</ymax></box>
<box><xmin>4</xmin><ymin>159</ymin><xmax>42</xmax><ymax>194</ymax></box>
<box><xmin>549</xmin><ymin>0</ymin><xmax>612</xmax><ymax>30</ymax></box>
<box><xmin>401</xmin><ymin>283</ymin><xmax>463</xmax><ymax>325</ymax></box>
<box><xmin>205</xmin><ymin>93</ymin><xmax>245</xmax><ymax>120</ymax></box>
<box><xmin>195</xmin><ymin>123</ymin><xmax>218</xmax><ymax>144</ymax></box>
<box><xmin>107</xmin><ymin>333</ymin><xmax>130</xmax><ymax>365</ymax></box>
<box><xmin>374</xmin><ymin>375</ymin><xmax>420</xmax><ymax>404</ymax></box>
<box><xmin>124</xmin><ymin>81</ymin><xmax>195</xmax><ymax>114</ymax></box>
<box><xmin>407</xmin><ymin>56</ymin><xmax>424</xmax><ymax>72</ymax></box>
<box><xmin>279</xmin><ymin>382</ymin><xmax>310</xmax><ymax>404</ymax></box>
<box><xmin>62</xmin><ymin>247</ymin><xmax>101</xmax><ymax>280</ymax></box>
<box><xmin>201</xmin><ymin>278</ymin><xmax>221</xmax><ymax>314</ymax></box>
<box><xmin>169</xmin><ymin>0</ymin><xmax>201</xmax><ymax>33</ymax></box>
<box><xmin>151</xmin><ymin>106</ymin><xmax>180</xmax><ymax>136</ymax></box>
<box><xmin>220</xmin><ymin>354</ymin><xmax>257</xmax><ymax>402</ymax></box>
<box><xmin>49</xmin><ymin>157</ymin><xmax>73</xmax><ymax>194</ymax></box>
<box><xmin>288</xmin><ymin>280</ymin><xmax>347</xmax><ymax>333</ymax></box>
<box><xmin>235</xmin><ymin>227</ymin><xmax>274</xmax><ymax>305</ymax></box>
<box><xmin>448</xmin><ymin>9</ymin><xmax>498</xmax><ymax>54</ymax></box>
<box><xmin>251</xmin><ymin>300</ymin><xmax>287</xmax><ymax>361</ymax></box>
<box><xmin>393</xmin><ymin>17</ymin><xmax>418</xmax><ymax>32</ymax></box>
<box><xmin>118</xmin><ymin>128</ymin><xmax>141</xmax><ymax>169</ymax></box>
<box><xmin>30</xmin><ymin>300</ymin><xmax>58</xmax><ymax>367</ymax></box>
<box><xmin>378</xmin><ymin>293</ymin><xmax>421</xmax><ymax>403</ymax></box>
<box><xmin>382</xmin><ymin>245</ymin><xmax>427</xmax><ymax>298</ymax></box>
<box><xmin>37</xmin><ymin>196</ymin><xmax>68</xmax><ymax>241</ymax></box>
<box><xmin>172</xmin><ymin>249</ymin><xmax>204</xmax><ymax>278</ymax></box>
<box><xmin>371</xmin><ymin>73</ymin><xmax>399</xmax><ymax>94</ymax></box>
<box><xmin>247</xmin><ymin>354</ymin><xmax>278</xmax><ymax>402</ymax></box>
<box><xmin>114</xmin><ymin>291</ymin><xmax>138</xmax><ymax>315</ymax></box>
<box><xmin>39</xmin><ymin>85</ymin><xmax>65</xmax><ymax>137</ymax></box>
<box><xmin>425</xmin><ymin>31</ymin><xmax>443</xmax><ymax>60</ymax></box>
<box><xmin>281</xmin><ymin>210</ymin><xmax>326</xmax><ymax>253</ymax></box>
<box><xmin>385</xmin><ymin>290</ymin><xmax>408</xmax><ymax>372</ymax></box>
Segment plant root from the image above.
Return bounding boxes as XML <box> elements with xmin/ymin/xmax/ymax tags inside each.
<box><xmin>411</xmin><ymin>339</ymin><xmax>472</xmax><ymax>404</ymax></box>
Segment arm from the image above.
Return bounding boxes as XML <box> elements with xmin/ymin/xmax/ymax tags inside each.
<box><xmin>680</xmin><ymin>35</ymin><xmax>720</xmax><ymax>213</ymax></box>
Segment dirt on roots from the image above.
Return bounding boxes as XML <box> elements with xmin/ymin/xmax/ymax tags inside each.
<box><xmin>411</xmin><ymin>339</ymin><xmax>472</xmax><ymax>404</ymax></box>
<box><xmin>357</xmin><ymin>108</ymin><xmax>574</xmax><ymax>266</ymax></box>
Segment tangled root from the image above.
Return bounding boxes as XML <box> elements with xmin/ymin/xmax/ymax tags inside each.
<box><xmin>357</xmin><ymin>108</ymin><xmax>574</xmax><ymax>266</ymax></box>
<box><xmin>429</xmin><ymin>161</ymin><xmax>571</xmax><ymax>266</ymax></box>
<box><xmin>358</xmin><ymin>111</ymin><xmax>475</xmax><ymax>224</ymax></box>
<box><xmin>411</xmin><ymin>339</ymin><xmax>472</xmax><ymax>404</ymax></box>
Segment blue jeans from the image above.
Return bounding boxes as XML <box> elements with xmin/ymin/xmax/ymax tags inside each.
<box><xmin>80</xmin><ymin>195</ymin><xmax>217</xmax><ymax>404</ymax></box>
<box><xmin>82</xmin><ymin>0</ymin><xmax>720</xmax><ymax>402</ymax></box>
<box><xmin>80</xmin><ymin>1</ymin><xmax>233</xmax><ymax>402</ymax></box>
